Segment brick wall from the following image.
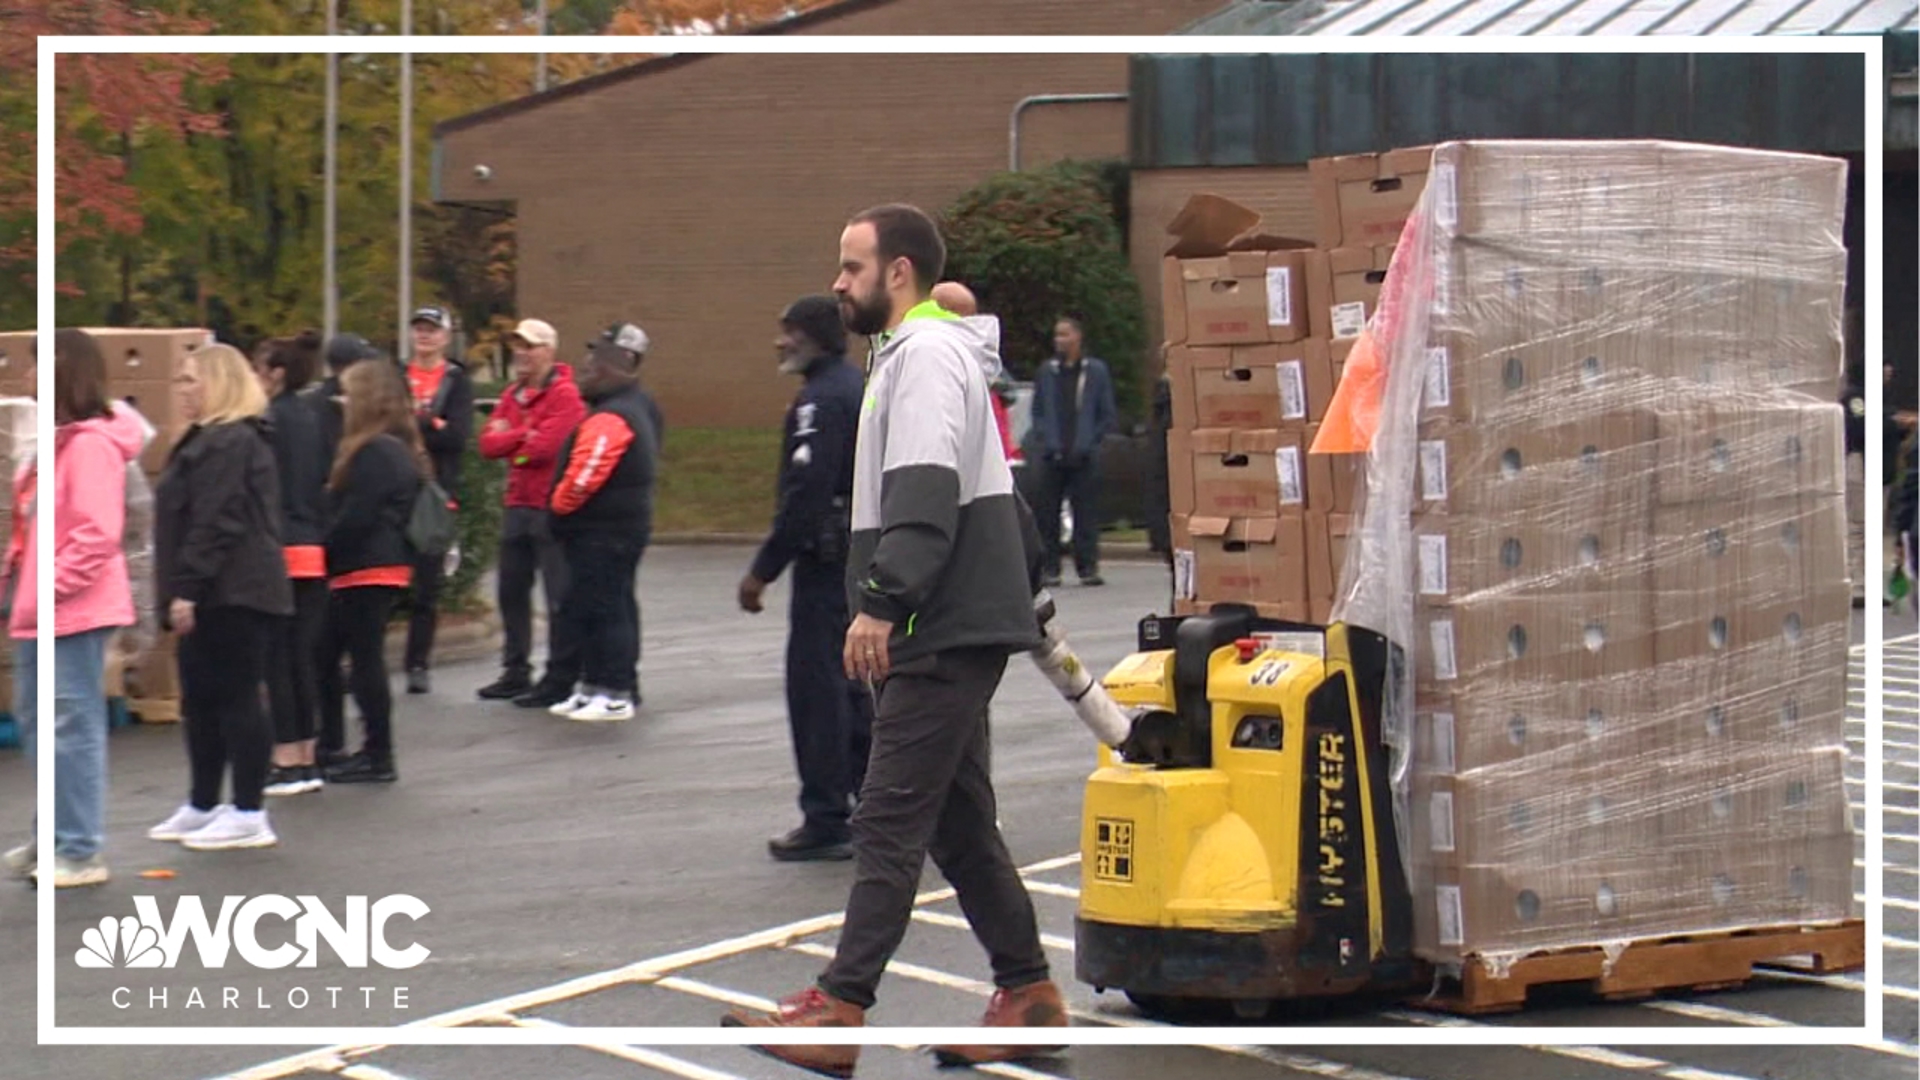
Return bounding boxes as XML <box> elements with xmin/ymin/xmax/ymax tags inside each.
<box><xmin>433</xmin><ymin>0</ymin><xmax>1221</xmax><ymax>427</ymax></box>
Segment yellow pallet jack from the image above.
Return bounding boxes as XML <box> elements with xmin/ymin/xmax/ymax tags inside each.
<box><xmin>1075</xmin><ymin>606</ymin><xmax>1421</xmax><ymax>1018</ymax></box>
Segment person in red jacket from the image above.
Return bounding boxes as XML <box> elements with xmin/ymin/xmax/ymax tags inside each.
<box><xmin>476</xmin><ymin>318</ymin><xmax>587</xmax><ymax>703</ymax></box>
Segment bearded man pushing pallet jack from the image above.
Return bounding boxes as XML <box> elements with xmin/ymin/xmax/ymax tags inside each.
<box><xmin>724</xmin><ymin>204</ymin><xmax>1143</xmax><ymax>1075</ymax></box>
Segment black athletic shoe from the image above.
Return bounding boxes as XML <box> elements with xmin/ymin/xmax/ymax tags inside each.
<box><xmin>511</xmin><ymin>683</ymin><xmax>574</xmax><ymax>709</ymax></box>
<box><xmin>1079</xmin><ymin>573</ymin><xmax>1105</xmax><ymax>587</ymax></box>
<box><xmin>326</xmin><ymin>754</ymin><xmax>396</xmax><ymax>784</ymax></box>
<box><xmin>768</xmin><ymin>826</ymin><xmax>853</xmax><ymax>863</ymax></box>
<box><xmin>406</xmin><ymin>669</ymin><xmax>430</xmax><ymax>695</ymax></box>
<box><xmin>477</xmin><ymin>673</ymin><xmax>532</xmax><ymax>700</ymax></box>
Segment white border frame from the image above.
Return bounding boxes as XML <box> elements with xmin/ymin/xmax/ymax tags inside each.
<box><xmin>34</xmin><ymin>31</ymin><xmax>1888</xmax><ymax>1051</ymax></box>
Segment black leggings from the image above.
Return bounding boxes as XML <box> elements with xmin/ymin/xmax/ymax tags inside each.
<box><xmin>318</xmin><ymin>586</ymin><xmax>402</xmax><ymax>761</ymax></box>
<box><xmin>267</xmin><ymin>578</ymin><xmax>329</xmax><ymax>745</ymax></box>
<box><xmin>177</xmin><ymin>606</ymin><xmax>274</xmax><ymax>813</ymax></box>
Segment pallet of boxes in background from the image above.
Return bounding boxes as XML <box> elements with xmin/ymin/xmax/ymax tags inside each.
<box><xmin>1155</xmin><ymin>137</ymin><xmax>1863</xmax><ymax>1011</ymax></box>
<box><xmin>0</xmin><ymin>327</ymin><xmax>208</xmax><ymax>729</ymax></box>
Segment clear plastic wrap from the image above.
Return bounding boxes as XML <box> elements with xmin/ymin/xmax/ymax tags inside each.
<box><xmin>1327</xmin><ymin>140</ymin><xmax>1854</xmax><ymax>963</ymax></box>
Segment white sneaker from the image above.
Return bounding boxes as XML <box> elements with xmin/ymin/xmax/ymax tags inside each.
<box><xmin>149</xmin><ymin>803</ymin><xmax>230</xmax><ymax>842</ymax></box>
<box><xmin>4</xmin><ymin>840</ymin><xmax>35</xmax><ymax>879</ymax></box>
<box><xmin>548</xmin><ymin>691</ymin><xmax>593</xmax><ymax>717</ymax></box>
<box><xmin>181</xmin><ymin>808</ymin><xmax>277</xmax><ymax>852</ymax></box>
<box><xmin>567</xmin><ymin>695</ymin><xmax>634</xmax><ymax>723</ymax></box>
<box><xmin>32</xmin><ymin>853</ymin><xmax>109</xmax><ymax>889</ymax></box>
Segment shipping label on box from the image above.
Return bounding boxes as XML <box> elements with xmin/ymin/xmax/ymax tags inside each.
<box><xmin>1309</xmin><ymin>145</ymin><xmax>1433</xmax><ymax>250</ymax></box>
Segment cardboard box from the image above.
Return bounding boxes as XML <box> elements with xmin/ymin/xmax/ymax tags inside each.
<box><xmin>1168</xmin><ymin>427</ymin><xmax>1194</xmax><ymax>515</ymax></box>
<box><xmin>85</xmin><ymin>328</ymin><xmax>211</xmax><ymax>385</ymax></box>
<box><xmin>1172</xmin><ymin>596</ymin><xmax>1312</xmax><ymax>623</ymax></box>
<box><xmin>1415</xmin><ymin>411</ymin><xmax>1657</xmax><ymax>517</ymax></box>
<box><xmin>1414</xmin><ymin>857</ymin><xmax>1672</xmax><ymax>962</ymax></box>
<box><xmin>1412</xmin><ymin>508</ymin><xmax>1649</xmax><ymax>604</ymax></box>
<box><xmin>126</xmin><ymin>635</ymin><xmax>180</xmax><ymax>702</ymax></box>
<box><xmin>1652</xmin><ymin>400</ymin><xmax>1846</xmax><ymax>506</ymax></box>
<box><xmin>1648</xmin><ymin>494</ymin><xmax>1849</xmax><ymax>598</ymax></box>
<box><xmin>1650</xmin><ymin>653</ymin><xmax>1847</xmax><ymax>753</ymax></box>
<box><xmin>1653</xmin><ymin>746</ymin><xmax>1851</xmax><ymax>852</ymax></box>
<box><xmin>1309</xmin><ymin>145</ymin><xmax>1433</xmax><ymax>250</ymax></box>
<box><xmin>1306</xmin><ymin>247</ymin><xmax>1395</xmax><ymax>342</ymax></box>
<box><xmin>1167</xmin><ymin>338</ymin><xmax>1335</xmax><ymax>432</ymax></box>
<box><xmin>1651</xmin><ymin>582</ymin><xmax>1851</xmax><ymax>676</ymax></box>
<box><xmin>1415</xmin><ymin>592</ymin><xmax>1653</xmax><ymax>692</ymax></box>
<box><xmin>1411</xmin><ymin>761</ymin><xmax>1666</xmax><ymax>870</ymax></box>
<box><xmin>1413</xmin><ymin>680</ymin><xmax>1655</xmax><ymax>777</ymax></box>
<box><xmin>1187</xmin><ymin>428</ymin><xmax>1306</xmax><ymax>518</ymax></box>
<box><xmin>1161</xmin><ymin>195</ymin><xmax>1314</xmax><ymax>347</ymax></box>
<box><xmin>1303</xmin><ymin>424</ymin><xmax>1363</xmax><ymax>513</ymax></box>
<box><xmin>1305</xmin><ymin>511</ymin><xmax>1355</xmax><ymax>609</ymax></box>
<box><xmin>0</xmin><ymin>333</ymin><xmax>37</xmax><ymax>396</ymax></box>
<box><xmin>1173</xmin><ymin>514</ymin><xmax>1309</xmax><ymax>611</ymax></box>
<box><xmin>1655</xmin><ymin>833</ymin><xmax>1854</xmax><ymax>932</ymax></box>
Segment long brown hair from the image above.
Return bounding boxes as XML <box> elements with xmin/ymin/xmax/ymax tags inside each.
<box><xmin>52</xmin><ymin>328</ymin><xmax>112</xmax><ymax>425</ymax></box>
<box><xmin>330</xmin><ymin>360</ymin><xmax>429</xmax><ymax>491</ymax></box>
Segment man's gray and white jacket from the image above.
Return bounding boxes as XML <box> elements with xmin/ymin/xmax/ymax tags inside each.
<box><xmin>847</xmin><ymin>313</ymin><xmax>1041</xmax><ymax>666</ymax></box>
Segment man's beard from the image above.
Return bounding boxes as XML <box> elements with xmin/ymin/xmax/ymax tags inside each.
<box><xmin>840</xmin><ymin>287</ymin><xmax>892</xmax><ymax>338</ymax></box>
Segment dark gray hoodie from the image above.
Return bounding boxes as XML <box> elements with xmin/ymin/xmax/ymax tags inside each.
<box><xmin>847</xmin><ymin>303</ymin><xmax>1040</xmax><ymax>664</ymax></box>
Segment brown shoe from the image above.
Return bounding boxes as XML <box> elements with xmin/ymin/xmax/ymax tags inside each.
<box><xmin>930</xmin><ymin>979</ymin><xmax>1069</xmax><ymax>1067</ymax></box>
<box><xmin>721</xmin><ymin>986</ymin><xmax>864</xmax><ymax>1078</ymax></box>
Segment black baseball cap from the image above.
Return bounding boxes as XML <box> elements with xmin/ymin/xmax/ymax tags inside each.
<box><xmin>410</xmin><ymin>306</ymin><xmax>453</xmax><ymax>330</ymax></box>
<box><xmin>324</xmin><ymin>333</ymin><xmax>380</xmax><ymax>370</ymax></box>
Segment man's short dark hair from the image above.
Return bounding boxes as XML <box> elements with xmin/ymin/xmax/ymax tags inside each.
<box><xmin>1056</xmin><ymin>313</ymin><xmax>1087</xmax><ymax>334</ymax></box>
<box><xmin>850</xmin><ymin>204</ymin><xmax>946</xmax><ymax>293</ymax></box>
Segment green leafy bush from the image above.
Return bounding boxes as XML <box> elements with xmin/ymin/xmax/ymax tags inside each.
<box><xmin>446</xmin><ymin>439</ymin><xmax>505</xmax><ymax>612</ymax></box>
<box><xmin>940</xmin><ymin>160</ymin><xmax>1147</xmax><ymax>421</ymax></box>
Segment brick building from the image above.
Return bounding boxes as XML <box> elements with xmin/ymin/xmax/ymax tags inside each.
<box><xmin>431</xmin><ymin>0</ymin><xmax>1223</xmax><ymax>427</ymax></box>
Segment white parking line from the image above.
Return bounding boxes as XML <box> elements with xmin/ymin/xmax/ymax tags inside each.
<box><xmin>509</xmin><ymin>1016</ymin><xmax>750</xmax><ymax>1080</ymax></box>
<box><xmin>1382</xmin><ymin>1009</ymin><xmax>1770</xmax><ymax>1080</ymax></box>
<box><xmin>911</xmin><ymin>909</ymin><xmax>1077</xmax><ymax>952</ymax></box>
<box><xmin>1023</xmin><ymin>880</ymin><xmax>1082</xmax><ymax>900</ymax></box>
<box><xmin>1638</xmin><ymin>1000</ymin><xmax>1794</xmax><ymax>1026</ymax></box>
<box><xmin>338</xmin><ymin>1067</ymin><xmax>419</xmax><ymax>1080</ymax></box>
<box><xmin>1854</xmin><ymin>895</ymin><xmax>1920</xmax><ymax>912</ymax></box>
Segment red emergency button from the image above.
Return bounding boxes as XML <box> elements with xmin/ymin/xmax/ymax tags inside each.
<box><xmin>1235</xmin><ymin>637</ymin><xmax>1261</xmax><ymax>663</ymax></box>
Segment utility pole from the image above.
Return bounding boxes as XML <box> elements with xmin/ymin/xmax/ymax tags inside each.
<box><xmin>398</xmin><ymin>0</ymin><xmax>413</xmax><ymax>360</ymax></box>
<box><xmin>323</xmin><ymin>0</ymin><xmax>338</xmax><ymax>341</ymax></box>
<box><xmin>536</xmin><ymin>0</ymin><xmax>548</xmax><ymax>92</ymax></box>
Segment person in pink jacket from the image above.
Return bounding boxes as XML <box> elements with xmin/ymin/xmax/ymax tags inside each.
<box><xmin>2</xmin><ymin>329</ymin><xmax>142</xmax><ymax>889</ymax></box>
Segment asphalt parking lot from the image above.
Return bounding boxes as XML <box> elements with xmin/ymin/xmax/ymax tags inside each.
<box><xmin>0</xmin><ymin>545</ymin><xmax>1914</xmax><ymax>1080</ymax></box>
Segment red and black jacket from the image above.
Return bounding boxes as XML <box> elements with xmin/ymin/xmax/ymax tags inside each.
<box><xmin>548</xmin><ymin>383</ymin><xmax>658</xmax><ymax>545</ymax></box>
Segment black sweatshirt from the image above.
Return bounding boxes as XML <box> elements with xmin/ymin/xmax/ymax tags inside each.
<box><xmin>325</xmin><ymin>434</ymin><xmax>423</xmax><ymax>578</ymax></box>
<box><xmin>154</xmin><ymin>418</ymin><xmax>294</xmax><ymax>624</ymax></box>
<box><xmin>266</xmin><ymin>390</ymin><xmax>329</xmax><ymax>549</ymax></box>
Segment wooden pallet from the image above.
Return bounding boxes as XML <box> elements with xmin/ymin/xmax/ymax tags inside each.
<box><xmin>126</xmin><ymin>696</ymin><xmax>181</xmax><ymax>723</ymax></box>
<box><xmin>1411</xmin><ymin>920</ymin><xmax>1866</xmax><ymax>1015</ymax></box>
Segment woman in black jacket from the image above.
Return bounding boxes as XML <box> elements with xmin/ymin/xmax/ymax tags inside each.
<box><xmin>319</xmin><ymin>359</ymin><xmax>428</xmax><ymax>784</ymax></box>
<box><xmin>253</xmin><ymin>333</ymin><xmax>331</xmax><ymax>796</ymax></box>
<box><xmin>149</xmin><ymin>343</ymin><xmax>294</xmax><ymax>853</ymax></box>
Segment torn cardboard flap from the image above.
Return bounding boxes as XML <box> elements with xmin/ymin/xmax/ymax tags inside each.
<box><xmin>1164</xmin><ymin>193</ymin><xmax>1312</xmax><ymax>257</ymax></box>
<box><xmin>1191</xmin><ymin>427</ymin><xmax>1289</xmax><ymax>457</ymax></box>
<box><xmin>1191</xmin><ymin>516</ymin><xmax>1281</xmax><ymax>546</ymax></box>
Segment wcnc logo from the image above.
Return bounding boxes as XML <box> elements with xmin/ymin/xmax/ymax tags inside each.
<box><xmin>75</xmin><ymin>895</ymin><xmax>430</xmax><ymax>971</ymax></box>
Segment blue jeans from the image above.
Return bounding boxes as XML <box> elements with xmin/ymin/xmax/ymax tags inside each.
<box><xmin>16</xmin><ymin>627</ymin><xmax>113</xmax><ymax>861</ymax></box>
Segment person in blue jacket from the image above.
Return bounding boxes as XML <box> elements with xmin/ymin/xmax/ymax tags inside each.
<box><xmin>738</xmin><ymin>296</ymin><xmax>874</xmax><ymax>862</ymax></box>
<box><xmin>1030</xmin><ymin>315</ymin><xmax>1117</xmax><ymax>587</ymax></box>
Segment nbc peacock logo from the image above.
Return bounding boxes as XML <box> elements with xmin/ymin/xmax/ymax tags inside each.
<box><xmin>76</xmin><ymin>916</ymin><xmax>166</xmax><ymax>969</ymax></box>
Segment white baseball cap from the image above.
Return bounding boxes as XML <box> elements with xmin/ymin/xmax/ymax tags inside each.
<box><xmin>509</xmin><ymin>318</ymin><xmax>557</xmax><ymax>348</ymax></box>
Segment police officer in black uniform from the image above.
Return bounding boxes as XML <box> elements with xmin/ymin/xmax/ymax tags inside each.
<box><xmin>738</xmin><ymin>296</ymin><xmax>875</xmax><ymax>862</ymax></box>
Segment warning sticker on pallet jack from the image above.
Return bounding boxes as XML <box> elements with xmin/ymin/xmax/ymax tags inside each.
<box><xmin>1094</xmin><ymin>819</ymin><xmax>1134</xmax><ymax>883</ymax></box>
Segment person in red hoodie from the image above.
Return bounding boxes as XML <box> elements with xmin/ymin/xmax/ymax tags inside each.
<box><xmin>476</xmin><ymin>318</ymin><xmax>587</xmax><ymax>703</ymax></box>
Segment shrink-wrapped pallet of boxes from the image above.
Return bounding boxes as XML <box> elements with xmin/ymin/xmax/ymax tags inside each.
<box><xmin>1323</xmin><ymin>139</ymin><xmax>1856</xmax><ymax>998</ymax></box>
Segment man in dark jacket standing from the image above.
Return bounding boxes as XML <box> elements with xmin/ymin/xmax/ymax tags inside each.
<box><xmin>543</xmin><ymin>323</ymin><xmax>659</xmax><ymax>723</ymax></box>
<box><xmin>477</xmin><ymin>318</ymin><xmax>587</xmax><ymax>703</ymax></box>
<box><xmin>724</xmin><ymin>205</ymin><xmax>1062</xmax><ymax>1073</ymax></box>
<box><xmin>401</xmin><ymin>306</ymin><xmax>474</xmax><ymax>694</ymax></box>
<box><xmin>1031</xmin><ymin>315</ymin><xmax>1117</xmax><ymax>587</ymax></box>
<box><xmin>738</xmin><ymin>296</ymin><xmax>874</xmax><ymax>863</ymax></box>
<box><xmin>307</xmin><ymin>333</ymin><xmax>381</xmax><ymax>463</ymax></box>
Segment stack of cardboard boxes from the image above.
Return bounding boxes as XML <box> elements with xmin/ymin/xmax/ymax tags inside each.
<box><xmin>1163</xmin><ymin>147</ymin><xmax>1429</xmax><ymax>622</ymax></box>
<box><xmin>0</xmin><ymin>396</ymin><xmax>34</xmax><ymax>714</ymax></box>
<box><xmin>1391</xmin><ymin>141</ymin><xmax>1854</xmax><ymax>961</ymax></box>
<box><xmin>0</xmin><ymin>328</ymin><xmax>212</xmax><ymax>718</ymax></box>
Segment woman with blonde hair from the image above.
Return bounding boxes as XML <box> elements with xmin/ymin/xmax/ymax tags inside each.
<box><xmin>148</xmin><ymin>342</ymin><xmax>294</xmax><ymax>852</ymax></box>
<box><xmin>318</xmin><ymin>359</ymin><xmax>426</xmax><ymax>784</ymax></box>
